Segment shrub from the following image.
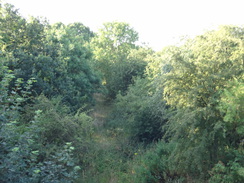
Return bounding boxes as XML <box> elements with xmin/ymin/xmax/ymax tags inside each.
<box><xmin>0</xmin><ymin>69</ymin><xmax>81</xmax><ymax>182</ymax></box>
<box><xmin>109</xmin><ymin>77</ymin><xmax>168</xmax><ymax>144</ymax></box>
<box><xmin>209</xmin><ymin>160</ymin><xmax>244</xmax><ymax>183</ymax></box>
<box><xmin>132</xmin><ymin>141</ymin><xmax>182</xmax><ymax>183</ymax></box>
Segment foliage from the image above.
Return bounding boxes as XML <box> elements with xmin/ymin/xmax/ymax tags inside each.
<box><xmin>24</xmin><ymin>95</ymin><xmax>94</xmax><ymax>145</ymax></box>
<box><xmin>0</xmin><ymin>3</ymin><xmax>100</xmax><ymax>111</ymax></box>
<box><xmin>131</xmin><ymin>142</ymin><xmax>180</xmax><ymax>183</ymax></box>
<box><xmin>44</xmin><ymin>22</ymin><xmax>100</xmax><ymax>110</ymax></box>
<box><xmin>110</xmin><ymin>74</ymin><xmax>168</xmax><ymax>144</ymax></box>
<box><xmin>209</xmin><ymin>157</ymin><xmax>244</xmax><ymax>183</ymax></box>
<box><xmin>91</xmin><ymin>22</ymin><xmax>147</xmax><ymax>97</ymax></box>
<box><xmin>217</xmin><ymin>79</ymin><xmax>244</xmax><ymax>148</ymax></box>
<box><xmin>1</xmin><ymin>2</ymin><xmax>244</xmax><ymax>183</ymax></box>
<box><xmin>1</xmin><ymin>125</ymin><xmax>80</xmax><ymax>183</ymax></box>
<box><xmin>161</xmin><ymin>25</ymin><xmax>244</xmax><ymax>178</ymax></box>
<box><xmin>208</xmin><ymin>79</ymin><xmax>244</xmax><ymax>183</ymax></box>
<box><xmin>0</xmin><ymin>69</ymin><xmax>81</xmax><ymax>182</ymax></box>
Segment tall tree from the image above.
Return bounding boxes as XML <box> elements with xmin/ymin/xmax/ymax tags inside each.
<box><xmin>46</xmin><ymin>22</ymin><xmax>100</xmax><ymax>109</ymax></box>
<box><xmin>91</xmin><ymin>22</ymin><xmax>139</xmax><ymax>97</ymax></box>
<box><xmin>162</xmin><ymin>25</ymin><xmax>244</xmax><ymax>177</ymax></box>
<box><xmin>0</xmin><ymin>3</ymin><xmax>100</xmax><ymax>111</ymax></box>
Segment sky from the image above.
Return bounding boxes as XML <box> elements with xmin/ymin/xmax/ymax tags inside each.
<box><xmin>4</xmin><ymin>0</ymin><xmax>244</xmax><ymax>51</ymax></box>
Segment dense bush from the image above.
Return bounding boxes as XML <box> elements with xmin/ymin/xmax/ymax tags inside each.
<box><xmin>0</xmin><ymin>68</ymin><xmax>92</xmax><ymax>182</ymax></box>
<box><xmin>130</xmin><ymin>142</ymin><xmax>183</xmax><ymax>183</ymax></box>
<box><xmin>209</xmin><ymin>158</ymin><xmax>244</xmax><ymax>183</ymax></box>
<box><xmin>91</xmin><ymin>22</ymin><xmax>152</xmax><ymax>98</ymax></box>
<box><xmin>0</xmin><ymin>4</ymin><xmax>100</xmax><ymax>111</ymax></box>
<box><xmin>109</xmin><ymin>76</ymin><xmax>168</xmax><ymax>144</ymax></box>
<box><xmin>161</xmin><ymin>26</ymin><xmax>244</xmax><ymax>179</ymax></box>
<box><xmin>1</xmin><ymin>2</ymin><xmax>244</xmax><ymax>182</ymax></box>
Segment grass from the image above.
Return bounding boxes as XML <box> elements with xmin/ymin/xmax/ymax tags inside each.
<box><xmin>77</xmin><ymin>93</ymin><xmax>136</xmax><ymax>183</ymax></box>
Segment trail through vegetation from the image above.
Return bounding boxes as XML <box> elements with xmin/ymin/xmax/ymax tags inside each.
<box><xmin>91</xmin><ymin>93</ymin><xmax>112</xmax><ymax>128</ymax></box>
<box><xmin>1</xmin><ymin>2</ymin><xmax>243</xmax><ymax>183</ymax></box>
<box><xmin>79</xmin><ymin>94</ymin><xmax>134</xmax><ymax>183</ymax></box>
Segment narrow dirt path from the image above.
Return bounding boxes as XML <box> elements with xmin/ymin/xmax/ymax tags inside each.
<box><xmin>80</xmin><ymin>93</ymin><xmax>133</xmax><ymax>183</ymax></box>
<box><xmin>80</xmin><ymin>93</ymin><xmax>121</xmax><ymax>182</ymax></box>
<box><xmin>91</xmin><ymin>93</ymin><xmax>112</xmax><ymax>128</ymax></box>
<box><xmin>90</xmin><ymin>93</ymin><xmax>116</xmax><ymax>149</ymax></box>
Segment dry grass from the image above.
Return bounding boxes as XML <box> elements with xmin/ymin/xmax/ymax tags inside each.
<box><xmin>91</xmin><ymin>93</ymin><xmax>113</xmax><ymax>128</ymax></box>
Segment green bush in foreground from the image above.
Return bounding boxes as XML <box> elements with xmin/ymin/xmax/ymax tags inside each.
<box><xmin>130</xmin><ymin>142</ymin><xmax>183</xmax><ymax>183</ymax></box>
<box><xmin>0</xmin><ymin>69</ymin><xmax>81</xmax><ymax>182</ymax></box>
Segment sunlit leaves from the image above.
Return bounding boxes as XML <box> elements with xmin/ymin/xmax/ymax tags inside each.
<box><xmin>91</xmin><ymin>22</ymin><xmax>141</xmax><ymax>97</ymax></box>
<box><xmin>160</xmin><ymin>25</ymin><xmax>244</xmax><ymax>177</ymax></box>
<box><xmin>163</xmin><ymin>26</ymin><xmax>244</xmax><ymax>109</ymax></box>
<box><xmin>0</xmin><ymin>4</ymin><xmax>100</xmax><ymax>111</ymax></box>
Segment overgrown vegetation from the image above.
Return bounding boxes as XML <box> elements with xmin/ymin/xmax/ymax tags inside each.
<box><xmin>0</xmin><ymin>2</ymin><xmax>243</xmax><ymax>183</ymax></box>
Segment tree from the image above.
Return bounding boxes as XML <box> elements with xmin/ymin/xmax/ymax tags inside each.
<box><xmin>0</xmin><ymin>3</ymin><xmax>100</xmax><ymax>111</ymax></box>
<box><xmin>91</xmin><ymin>22</ymin><xmax>140</xmax><ymax>97</ymax></box>
<box><xmin>110</xmin><ymin>51</ymin><xmax>168</xmax><ymax>143</ymax></box>
<box><xmin>45</xmin><ymin>22</ymin><xmax>100</xmax><ymax>110</ymax></box>
<box><xmin>162</xmin><ymin>25</ymin><xmax>244</xmax><ymax>177</ymax></box>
